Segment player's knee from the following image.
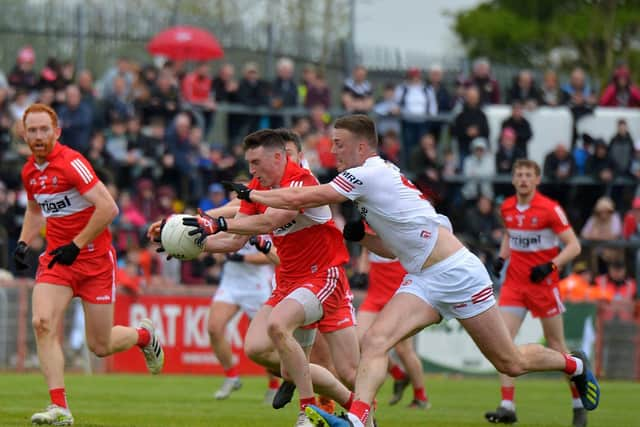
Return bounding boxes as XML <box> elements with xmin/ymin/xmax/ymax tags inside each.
<box><xmin>360</xmin><ymin>331</ymin><xmax>389</xmax><ymax>359</ymax></box>
<box><xmin>207</xmin><ymin>320</ymin><xmax>225</xmax><ymax>341</ymax></box>
<box><xmin>245</xmin><ymin>339</ymin><xmax>268</xmax><ymax>364</ymax></box>
<box><xmin>88</xmin><ymin>342</ymin><xmax>111</xmax><ymax>358</ymax></box>
<box><xmin>266</xmin><ymin>320</ymin><xmax>288</xmax><ymax>343</ymax></box>
<box><xmin>31</xmin><ymin>315</ymin><xmax>52</xmax><ymax>336</ymax></box>
<box><xmin>335</xmin><ymin>362</ymin><xmax>357</xmax><ymax>388</ymax></box>
<box><xmin>494</xmin><ymin>354</ymin><xmax>526</xmax><ymax>377</ymax></box>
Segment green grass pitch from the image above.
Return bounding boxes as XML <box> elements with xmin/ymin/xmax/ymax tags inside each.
<box><xmin>0</xmin><ymin>373</ymin><xmax>636</xmax><ymax>426</ymax></box>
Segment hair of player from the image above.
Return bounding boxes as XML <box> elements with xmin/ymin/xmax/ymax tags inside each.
<box><xmin>273</xmin><ymin>128</ymin><xmax>302</xmax><ymax>153</ymax></box>
<box><xmin>242</xmin><ymin>129</ymin><xmax>286</xmax><ymax>152</ymax></box>
<box><xmin>333</xmin><ymin>114</ymin><xmax>378</xmax><ymax>149</ymax></box>
<box><xmin>513</xmin><ymin>159</ymin><xmax>541</xmax><ymax>176</ymax></box>
<box><xmin>23</xmin><ymin>103</ymin><xmax>59</xmax><ymax>128</ymax></box>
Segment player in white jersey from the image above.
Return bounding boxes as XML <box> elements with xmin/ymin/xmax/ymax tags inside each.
<box><xmin>209</xmin><ymin>234</ymin><xmax>279</xmax><ymax>400</ymax></box>
<box><xmin>225</xmin><ymin>115</ymin><xmax>601</xmax><ymax>427</ymax></box>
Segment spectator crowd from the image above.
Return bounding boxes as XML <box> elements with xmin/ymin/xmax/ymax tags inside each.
<box><xmin>0</xmin><ymin>46</ymin><xmax>638</xmax><ymax>302</ymax></box>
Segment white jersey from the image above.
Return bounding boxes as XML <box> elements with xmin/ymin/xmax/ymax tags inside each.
<box><xmin>221</xmin><ymin>237</ymin><xmax>274</xmax><ymax>288</ymax></box>
<box><xmin>368</xmin><ymin>251</ymin><xmax>397</xmax><ymax>264</ymax></box>
<box><xmin>330</xmin><ymin>156</ymin><xmax>451</xmax><ymax>273</ymax></box>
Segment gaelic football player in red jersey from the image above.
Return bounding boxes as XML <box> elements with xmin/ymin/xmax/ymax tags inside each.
<box><xmin>15</xmin><ymin>104</ymin><xmax>164</xmax><ymax>426</ymax></box>
<box><xmin>151</xmin><ymin>129</ymin><xmax>359</xmax><ymax>427</ymax></box>
<box><xmin>485</xmin><ymin>159</ymin><xmax>585</xmax><ymax>426</ymax></box>
<box><xmin>234</xmin><ymin>115</ymin><xmax>600</xmax><ymax>427</ymax></box>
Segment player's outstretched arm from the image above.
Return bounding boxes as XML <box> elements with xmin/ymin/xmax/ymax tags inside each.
<box><xmin>224</xmin><ymin>208</ymin><xmax>299</xmax><ymax>236</ymax></box>
<box><xmin>244</xmin><ymin>183</ymin><xmax>348</xmax><ymax>210</ymax></box>
<box><xmin>205</xmin><ymin>197</ymin><xmax>241</xmax><ymax>218</ymax></box>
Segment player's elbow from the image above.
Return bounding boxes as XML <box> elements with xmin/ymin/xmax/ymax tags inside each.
<box><xmin>110</xmin><ymin>202</ymin><xmax>120</xmax><ymax>220</ymax></box>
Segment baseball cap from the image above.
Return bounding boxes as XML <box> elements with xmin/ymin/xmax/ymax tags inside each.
<box><xmin>208</xmin><ymin>183</ymin><xmax>224</xmax><ymax>193</ymax></box>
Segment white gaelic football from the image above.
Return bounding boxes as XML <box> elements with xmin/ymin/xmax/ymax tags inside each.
<box><xmin>160</xmin><ymin>214</ymin><xmax>204</xmax><ymax>260</ymax></box>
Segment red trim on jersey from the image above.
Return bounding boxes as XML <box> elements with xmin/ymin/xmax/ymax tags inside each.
<box><xmin>333</xmin><ymin>175</ymin><xmax>354</xmax><ymax>192</ymax></box>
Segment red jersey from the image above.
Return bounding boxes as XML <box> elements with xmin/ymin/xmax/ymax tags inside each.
<box><xmin>21</xmin><ymin>142</ymin><xmax>112</xmax><ymax>259</ymax></box>
<box><xmin>501</xmin><ymin>192</ymin><xmax>570</xmax><ymax>286</ymax></box>
<box><xmin>239</xmin><ymin>160</ymin><xmax>349</xmax><ymax>281</ymax></box>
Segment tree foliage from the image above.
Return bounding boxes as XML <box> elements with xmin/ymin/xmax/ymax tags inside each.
<box><xmin>453</xmin><ymin>0</ymin><xmax>640</xmax><ymax>86</ymax></box>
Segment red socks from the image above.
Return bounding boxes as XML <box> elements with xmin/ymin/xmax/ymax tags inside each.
<box><xmin>414</xmin><ymin>387</ymin><xmax>427</xmax><ymax>402</ymax></box>
<box><xmin>389</xmin><ymin>364</ymin><xmax>406</xmax><ymax>381</ymax></box>
<box><xmin>350</xmin><ymin>400</ymin><xmax>371</xmax><ymax>424</ymax></box>
<box><xmin>268</xmin><ymin>377</ymin><xmax>280</xmax><ymax>390</ymax></box>
<box><xmin>136</xmin><ymin>327</ymin><xmax>150</xmax><ymax>347</ymax></box>
<box><xmin>563</xmin><ymin>354</ymin><xmax>578</xmax><ymax>375</ymax></box>
<box><xmin>343</xmin><ymin>392</ymin><xmax>355</xmax><ymax>410</ymax></box>
<box><xmin>224</xmin><ymin>366</ymin><xmax>239</xmax><ymax>378</ymax></box>
<box><xmin>300</xmin><ymin>396</ymin><xmax>317</xmax><ymax>410</ymax></box>
<box><xmin>501</xmin><ymin>386</ymin><xmax>515</xmax><ymax>402</ymax></box>
<box><xmin>49</xmin><ymin>388</ymin><xmax>68</xmax><ymax>409</ymax></box>
<box><xmin>569</xmin><ymin>382</ymin><xmax>584</xmax><ymax>408</ymax></box>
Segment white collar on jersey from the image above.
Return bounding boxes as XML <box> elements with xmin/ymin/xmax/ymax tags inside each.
<box><xmin>34</xmin><ymin>161</ymin><xmax>50</xmax><ymax>171</ymax></box>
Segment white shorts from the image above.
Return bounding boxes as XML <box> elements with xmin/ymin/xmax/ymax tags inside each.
<box><xmin>396</xmin><ymin>247</ymin><xmax>495</xmax><ymax>320</ymax></box>
<box><xmin>213</xmin><ymin>278</ymin><xmax>272</xmax><ymax>319</ymax></box>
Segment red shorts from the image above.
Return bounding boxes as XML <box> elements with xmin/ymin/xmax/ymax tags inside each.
<box><xmin>498</xmin><ymin>280</ymin><xmax>565</xmax><ymax>318</ymax></box>
<box><xmin>36</xmin><ymin>247</ymin><xmax>117</xmax><ymax>304</ymax></box>
<box><xmin>359</xmin><ymin>261</ymin><xmax>405</xmax><ymax>313</ymax></box>
<box><xmin>267</xmin><ymin>265</ymin><xmax>355</xmax><ymax>333</ymax></box>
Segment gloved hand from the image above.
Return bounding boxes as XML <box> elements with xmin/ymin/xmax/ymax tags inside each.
<box><xmin>153</xmin><ymin>218</ymin><xmax>173</xmax><ymax>260</ymax></box>
<box><xmin>492</xmin><ymin>257</ymin><xmax>505</xmax><ymax>277</ymax></box>
<box><xmin>350</xmin><ymin>272</ymin><xmax>368</xmax><ymax>289</ymax></box>
<box><xmin>48</xmin><ymin>241</ymin><xmax>80</xmax><ymax>268</ymax></box>
<box><xmin>226</xmin><ymin>253</ymin><xmax>245</xmax><ymax>262</ymax></box>
<box><xmin>343</xmin><ymin>220</ymin><xmax>365</xmax><ymax>242</ymax></box>
<box><xmin>183</xmin><ymin>209</ymin><xmax>228</xmax><ymax>245</ymax></box>
<box><xmin>250</xmin><ymin>236</ymin><xmax>272</xmax><ymax>254</ymax></box>
<box><xmin>222</xmin><ymin>181</ymin><xmax>252</xmax><ymax>202</ymax></box>
<box><xmin>530</xmin><ymin>262</ymin><xmax>557</xmax><ymax>283</ymax></box>
<box><xmin>13</xmin><ymin>241</ymin><xmax>30</xmax><ymax>271</ymax></box>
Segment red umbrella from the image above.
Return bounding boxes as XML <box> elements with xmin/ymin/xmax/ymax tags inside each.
<box><xmin>147</xmin><ymin>26</ymin><xmax>224</xmax><ymax>61</ymax></box>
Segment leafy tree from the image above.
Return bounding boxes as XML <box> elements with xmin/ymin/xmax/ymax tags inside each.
<box><xmin>453</xmin><ymin>0</ymin><xmax>640</xmax><ymax>88</ymax></box>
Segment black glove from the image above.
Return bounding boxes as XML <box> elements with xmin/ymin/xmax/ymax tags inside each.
<box><xmin>250</xmin><ymin>236</ymin><xmax>272</xmax><ymax>254</ymax></box>
<box><xmin>350</xmin><ymin>272</ymin><xmax>368</xmax><ymax>289</ymax></box>
<box><xmin>222</xmin><ymin>181</ymin><xmax>252</xmax><ymax>202</ymax></box>
<box><xmin>530</xmin><ymin>262</ymin><xmax>557</xmax><ymax>283</ymax></box>
<box><xmin>48</xmin><ymin>241</ymin><xmax>80</xmax><ymax>268</ymax></box>
<box><xmin>13</xmin><ymin>241</ymin><xmax>30</xmax><ymax>271</ymax></box>
<box><xmin>153</xmin><ymin>218</ymin><xmax>173</xmax><ymax>260</ymax></box>
<box><xmin>492</xmin><ymin>257</ymin><xmax>505</xmax><ymax>277</ymax></box>
<box><xmin>343</xmin><ymin>220</ymin><xmax>365</xmax><ymax>242</ymax></box>
<box><xmin>226</xmin><ymin>253</ymin><xmax>245</xmax><ymax>262</ymax></box>
<box><xmin>183</xmin><ymin>209</ymin><xmax>228</xmax><ymax>245</ymax></box>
